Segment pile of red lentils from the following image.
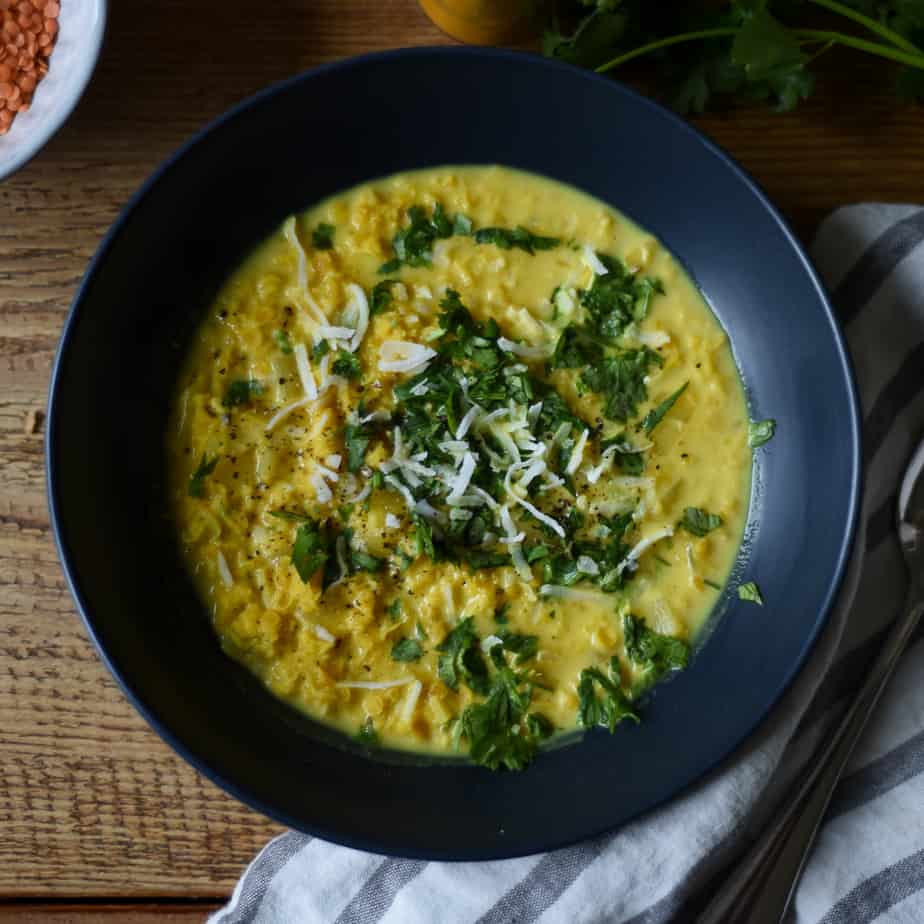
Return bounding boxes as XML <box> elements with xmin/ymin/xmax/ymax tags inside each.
<box><xmin>0</xmin><ymin>0</ymin><xmax>60</xmax><ymax>136</ymax></box>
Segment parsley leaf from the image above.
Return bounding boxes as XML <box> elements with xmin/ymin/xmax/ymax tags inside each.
<box><xmin>465</xmin><ymin>550</ymin><xmax>511</xmax><ymax>570</ymax></box>
<box><xmin>386</xmin><ymin>599</ymin><xmax>402</xmax><ymax>620</ymax></box>
<box><xmin>269</xmin><ymin>508</ymin><xmax>312</xmax><ymax>522</ymax></box>
<box><xmin>350</xmin><ymin>547</ymin><xmax>384</xmax><ymax>573</ymax></box>
<box><xmin>577</xmin><ymin>660</ymin><xmax>639</xmax><ymax>732</ymax></box>
<box><xmin>678</xmin><ymin>507</ymin><xmax>723</xmax><ymax>537</ymax></box>
<box><xmin>344</xmin><ymin>422</ymin><xmax>373</xmax><ymax>473</ymax></box>
<box><xmin>273</xmin><ymin>329</ymin><xmax>293</xmax><ymax>354</ymax></box>
<box><xmin>379</xmin><ymin>203</ymin><xmax>466</xmax><ymax>272</ymax></box>
<box><xmin>499</xmin><ymin>631</ymin><xmax>539</xmax><ymax>665</ymax></box>
<box><xmin>456</xmin><ymin>660</ymin><xmax>553</xmax><ymax>770</ymax></box>
<box><xmin>188</xmin><ymin>454</ymin><xmax>218</xmax><ymax>498</ymax></box>
<box><xmin>356</xmin><ymin>717</ymin><xmax>378</xmax><ymax>747</ymax></box>
<box><xmin>748</xmin><ymin>418</ymin><xmax>776</xmax><ymax>447</ymax></box>
<box><xmin>436</xmin><ymin>616</ymin><xmax>490</xmax><ymax>695</ymax></box>
<box><xmin>581</xmin><ymin>348</ymin><xmax>663</xmax><ymax>422</ymax></box>
<box><xmin>391</xmin><ymin>637</ymin><xmax>424</xmax><ymax>662</ymax></box>
<box><xmin>291</xmin><ymin>519</ymin><xmax>331</xmax><ymax>583</ymax></box>
<box><xmin>623</xmin><ymin>612</ymin><xmax>690</xmax><ymax>695</ymax></box>
<box><xmin>639</xmin><ymin>382</ymin><xmax>688</xmax><ymax>435</ymax></box>
<box><xmin>332</xmin><ymin>349</ymin><xmax>361</xmax><ymax>380</ymax></box>
<box><xmin>223</xmin><ymin>378</ymin><xmax>264</xmax><ymax>407</ymax></box>
<box><xmin>580</xmin><ymin>253</ymin><xmax>663</xmax><ymax>340</ymax></box>
<box><xmin>312</xmin><ymin>223</ymin><xmax>335</xmax><ymax>249</ymax></box>
<box><xmin>738</xmin><ymin>581</ymin><xmax>764</xmax><ymax>605</ymax></box>
<box><xmin>371</xmin><ymin>279</ymin><xmax>400</xmax><ymax>316</ymax></box>
<box><xmin>473</xmin><ymin>226</ymin><xmax>561</xmax><ymax>255</ymax></box>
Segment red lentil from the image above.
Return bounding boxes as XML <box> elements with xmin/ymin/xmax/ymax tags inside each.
<box><xmin>0</xmin><ymin>0</ymin><xmax>58</xmax><ymax>135</ymax></box>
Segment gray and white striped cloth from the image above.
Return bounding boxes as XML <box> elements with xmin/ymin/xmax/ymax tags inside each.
<box><xmin>210</xmin><ymin>205</ymin><xmax>924</xmax><ymax>924</ymax></box>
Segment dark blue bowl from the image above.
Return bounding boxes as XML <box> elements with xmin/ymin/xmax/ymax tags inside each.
<box><xmin>46</xmin><ymin>47</ymin><xmax>861</xmax><ymax>860</ymax></box>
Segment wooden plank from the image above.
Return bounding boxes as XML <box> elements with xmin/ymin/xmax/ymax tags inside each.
<box><xmin>0</xmin><ymin>903</ymin><xmax>221</xmax><ymax>922</ymax></box>
<box><xmin>0</xmin><ymin>0</ymin><xmax>921</xmax><ymax>902</ymax></box>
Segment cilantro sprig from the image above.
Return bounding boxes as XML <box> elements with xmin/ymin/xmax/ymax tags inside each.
<box><xmin>544</xmin><ymin>1</ymin><xmax>924</xmax><ymax>112</ymax></box>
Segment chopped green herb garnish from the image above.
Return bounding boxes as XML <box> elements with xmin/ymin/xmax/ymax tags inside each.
<box><xmin>379</xmin><ymin>203</ymin><xmax>466</xmax><ymax>272</ymax></box>
<box><xmin>370</xmin><ymin>279</ymin><xmax>400</xmax><ymax>316</ymax></box>
<box><xmin>499</xmin><ymin>631</ymin><xmax>539</xmax><ymax>665</ymax></box>
<box><xmin>473</xmin><ymin>226</ymin><xmax>560</xmax><ymax>255</ymax></box>
<box><xmin>356</xmin><ymin>717</ymin><xmax>378</xmax><ymax>747</ymax></box>
<box><xmin>188</xmin><ymin>454</ymin><xmax>218</xmax><ymax>498</ymax></box>
<box><xmin>623</xmin><ymin>612</ymin><xmax>690</xmax><ymax>696</ymax></box>
<box><xmin>270</xmin><ymin>508</ymin><xmax>312</xmax><ymax>522</ymax></box>
<box><xmin>223</xmin><ymin>378</ymin><xmax>264</xmax><ymax>407</ymax></box>
<box><xmin>465</xmin><ymin>550</ymin><xmax>511</xmax><ymax>570</ymax></box>
<box><xmin>581</xmin><ymin>348</ymin><xmax>663</xmax><ymax>422</ymax></box>
<box><xmin>580</xmin><ymin>253</ymin><xmax>663</xmax><ymax>339</ymax></box>
<box><xmin>391</xmin><ymin>637</ymin><xmax>424</xmax><ymax>662</ymax></box>
<box><xmin>337</xmin><ymin>503</ymin><xmax>354</xmax><ymax>524</ymax></box>
<box><xmin>350</xmin><ymin>547</ymin><xmax>384</xmax><ymax>573</ymax></box>
<box><xmin>749</xmin><ymin>418</ymin><xmax>776</xmax><ymax>448</ymax></box>
<box><xmin>343</xmin><ymin>422</ymin><xmax>373</xmax><ymax>473</ymax></box>
<box><xmin>291</xmin><ymin>519</ymin><xmax>331</xmax><ymax>583</ymax></box>
<box><xmin>577</xmin><ymin>660</ymin><xmax>639</xmax><ymax>732</ymax></box>
<box><xmin>494</xmin><ymin>603</ymin><xmax>510</xmax><ymax>625</ymax></box>
<box><xmin>455</xmin><ymin>657</ymin><xmax>553</xmax><ymax>770</ymax></box>
<box><xmin>639</xmin><ymin>382</ymin><xmax>688</xmax><ymax>435</ymax></box>
<box><xmin>332</xmin><ymin>349</ymin><xmax>361</xmax><ymax>380</ymax></box>
<box><xmin>273</xmin><ymin>329</ymin><xmax>293</xmax><ymax>354</ymax></box>
<box><xmin>738</xmin><ymin>581</ymin><xmax>764</xmax><ymax>605</ymax></box>
<box><xmin>436</xmin><ymin>616</ymin><xmax>490</xmax><ymax>695</ymax></box>
<box><xmin>678</xmin><ymin>507</ymin><xmax>723</xmax><ymax>537</ymax></box>
<box><xmin>313</xmin><ymin>339</ymin><xmax>331</xmax><ymax>360</ymax></box>
<box><xmin>312</xmin><ymin>223</ymin><xmax>335</xmax><ymax>249</ymax></box>
<box><xmin>386</xmin><ymin>599</ymin><xmax>402</xmax><ymax>620</ymax></box>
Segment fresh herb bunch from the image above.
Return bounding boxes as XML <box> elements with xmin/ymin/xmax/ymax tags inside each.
<box><xmin>544</xmin><ymin>0</ymin><xmax>924</xmax><ymax>112</ymax></box>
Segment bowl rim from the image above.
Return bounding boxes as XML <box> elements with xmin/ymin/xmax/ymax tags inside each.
<box><xmin>45</xmin><ymin>44</ymin><xmax>863</xmax><ymax>860</ymax></box>
<box><xmin>0</xmin><ymin>0</ymin><xmax>108</xmax><ymax>182</ymax></box>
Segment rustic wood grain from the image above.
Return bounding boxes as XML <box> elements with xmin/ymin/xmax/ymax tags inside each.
<box><xmin>0</xmin><ymin>903</ymin><xmax>221</xmax><ymax>922</ymax></box>
<box><xmin>1</xmin><ymin>0</ymin><xmax>922</xmax><ymax>907</ymax></box>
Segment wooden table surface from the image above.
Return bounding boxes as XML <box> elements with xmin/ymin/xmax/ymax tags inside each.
<box><xmin>1</xmin><ymin>0</ymin><xmax>922</xmax><ymax>919</ymax></box>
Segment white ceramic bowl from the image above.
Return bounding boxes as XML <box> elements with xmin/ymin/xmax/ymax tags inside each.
<box><xmin>0</xmin><ymin>0</ymin><xmax>106</xmax><ymax>181</ymax></box>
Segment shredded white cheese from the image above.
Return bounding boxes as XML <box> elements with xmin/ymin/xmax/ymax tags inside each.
<box><xmin>315</xmin><ymin>462</ymin><xmax>339</xmax><ymax>483</ymax></box>
<box><xmin>582</xmin><ymin>244</ymin><xmax>609</xmax><ymax>276</ymax></box>
<box><xmin>293</xmin><ymin>342</ymin><xmax>318</xmax><ymax>400</ymax></box>
<box><xmin>378</xmin><ymin>340</ymin><xmax>437</xmax><ymax>375</ymax></box>
<box><xmin>385</xmin><ymin>474</ymin><xmax>416</xmax><ymax>511</ymax></box>
<box><xmin>500</xmin><ymin>506</ymin><xmax>531</xmax><ymax>581</ymax></box>
<box><xmin>637</xmin><ymin>329</ymin><xmax>671</xmax><ymax>348</ymax></box>
<box><xmin>400</xmin><ymin>680</ymin><xmax>423</xmax><ymax>725</ymax></box>
<box><xmin>447</xmin><ymin>451</ymin><xmax>477</xmax><ymax>503</ymax></box>
<box><xmin>216</xmin><ymin>550</ymin><xmax>233</xmax><ymax>588</ymax></box>
<box><xmin>576</xmin><ymin>555</ymin><xmax>600</xmax><ymax>576</ymax></box>
<box><xmin>346</xmin><ymin>479</ymin><xmax>372</xmax><ymax>504</ymax></box>
<box><xmin>385</xmin><ymin>512</ymin><xmax>401</xmax><ymax>529</ymax></box>
<box><xmin>481</xmin><ymin>635</ymin><xmax>504</xmax><ymax>653</ymax></box>
<box><xmin>312</xmin><ymin>623</ymin><xmax>336</xmax><ymax>644</ymax></box>
<box><xmin>564</xmin><ymin>428</ymin><xmax>589</xmax><ymax>476</ymax></box>
<box><xmin>455</xmin><ymin>405</ymin><xmax>481</xmax><ymax>440</ymax></box>
<box><xmin>504</xmin><ymin>468</ymin><xmax>565</xmax><ymax>537</ymax></box>
<box><xmin>264</xmin><ymin>395</ymin><xmax>315</xmax><ymax>433</ymax></box>
<box><xmin>617</xmin><ymin>526</ymin><xmax>675</xmax><ymax>577</ymax></box>
<box><xmin>314</xmin><ymin>325</ymin><xmax>355</xmax><ymax>342</ymax></box>
<box><xmin>311</xmin><ymin>470</ymin><xmax>333</xmax><ymax>504</ymax></box>
<box><xmin>325</xmin><ymin>454</ymin><xmax>342</xmax><ymax>470</ymax></box>
<box><xmin>282</xmin><ymin>217</ymin><xmax>327</xmax><ymax>323</ymax></box>
<box><xmin>345</xmin><ymin>283</ymin><xmax>370</xmax><ymax>353</ymax></box>
<box><xmin>497</xmin><ymin>337</ymin><xmax>551</xmax><ymax>360</ymax></box>
<box><xmin>336</xmin><ymin>678</ymin><xmax>415</xmax><ymax>690</ymax></box>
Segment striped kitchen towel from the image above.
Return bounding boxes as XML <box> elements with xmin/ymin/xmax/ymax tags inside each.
<box><xmin>210</xmin><ymin>205</ymin><xmax>924</xmax><ymax>924</ymax></box>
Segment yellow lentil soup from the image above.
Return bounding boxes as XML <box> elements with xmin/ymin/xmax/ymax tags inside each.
<box><xmin>169</xmin><ymin>166</ymin><xmax>751</xmax><ymax>769</ymax></box>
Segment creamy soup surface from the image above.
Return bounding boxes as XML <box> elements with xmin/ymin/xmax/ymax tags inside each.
<box><xmin>169</xmin><ymin>166</ymin><xmax>752</xmax><ymax>769</ymax></box>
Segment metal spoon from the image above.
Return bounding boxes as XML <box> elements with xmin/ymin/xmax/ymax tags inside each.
<box><xmin>698</xmin><ymin>439</ymin><xmax>924</xmax><ymax>924</ymax></box>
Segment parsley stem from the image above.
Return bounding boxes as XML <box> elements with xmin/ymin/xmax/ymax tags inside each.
<box><xmin>793</xmin><ymin>28</ymin><xmax>924</xmax><ymax>69</ymax></box>
<box><xmin>806</xmin><ymin>0</ymin><xmax>922</xmax><ymax>55</ymax></box>
<box><xmin>594</xmin><ymin>28</ymin><xmax>739</xmax><ymax>74</ymax></box>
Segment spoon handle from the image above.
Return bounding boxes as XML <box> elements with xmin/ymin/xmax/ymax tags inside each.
<box><xmin>698</xmin><ymin>592</ymin><xmax>924</xmax><ymax>924</ymax></box>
